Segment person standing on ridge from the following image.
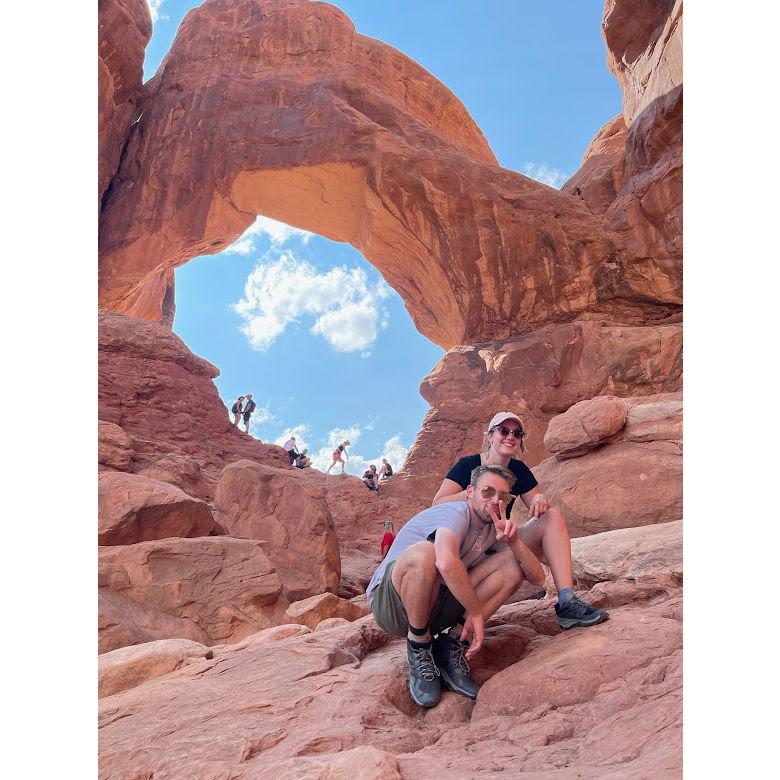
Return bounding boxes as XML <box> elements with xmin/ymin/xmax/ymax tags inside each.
<box><xmin>326</xmin><ymin>440</ymin><xmax>351</xmax><ymax>474</ymax></box>
<box><xmin>283</xmin><ymin>435</ymin><xmax>300</xmax><ymax>464</ymax></box>
<box><xmin>230</xmin><ymin>396</ymin><xmax>245</xmax><ymax>427</ymax></box>
<box><xmin>242</xmin><ymin>394</ymin><xmax>257</xmax><ymax>435</ymax></box>
<box><xmin>432</xmin><ymin>411</ymin><xmax>608</xmax><ymax>631</ymax></box>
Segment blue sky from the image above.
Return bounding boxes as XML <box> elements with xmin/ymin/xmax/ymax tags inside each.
<box><xmin>142</xmin><ymin>0</ymin><xmax>621</xmax><ymax>475</ymax></box>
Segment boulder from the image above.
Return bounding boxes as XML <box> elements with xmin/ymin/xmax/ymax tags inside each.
<box><xmin>136</xmin><ymin>453</ymin><xmax>203</xmax><ymax>495</ymax></box>
<box><xmin>571</xmin><ymin>520</ymin><xmax>682</xmax><ymax>589</ymax></box>
<box><xmin>284</xmin><ymin>593</ymin><xmax>370</xmax><ymax>631</ymax></box>
<box><xmin>214</xmin><ymin>460</ymin><xmax>340</xmax><ymax>600</ymax></box>
<box><xmin>524</xmin><ymin>439</ymin><xmax>682</xmax><ymax>537</ymax></box>
<box><xmin>99</xmin><ymin>638</ymin><xmax>210</xmax><ymax>698</ymax></box>
<box><xmin>544</xmin><ymin>395</ymin><xmax>628</xmax><ymax>459</ymax></box>
<box><xmin>98</xmin><ymin>420</ymin><xmax>133</xmax><ymax>471</ymax></box>
<box><xmin>473</xmin><ymin>607</ymin><xmax>682</xmax><ymax>719</ymax></box>
<box><xmin>98</xmin><ymin>587</ymin><xmax>212</xmax><ymax>654</ymax></box>
<box><xmin>98</xmin><ymin>471</ymin><xmax>215</xmax><ymax>545</ymax></box>
<box><xmin>98</xmin><ymin>537</ymin><xmax>285</xmax><ymax>648</ymax></box>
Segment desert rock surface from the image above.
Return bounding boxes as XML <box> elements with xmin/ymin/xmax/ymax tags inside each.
<box><xmin>97</xmin><ymin>0</ymin><xmax>683</xmax><ymax>776</ymax></box>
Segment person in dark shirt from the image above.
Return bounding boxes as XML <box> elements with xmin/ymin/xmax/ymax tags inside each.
<box><xmin>242</xmin><ymin>394</ymin><xmax>257</xmax><ymax>434</ymax></box>
<box><xmin>380</xmin><ymin>521</ymin><xmax>395</xmax><ymax>558</ymax></box>
<box><xmin>363</xmin><ymin>464</ymin><xmax>380</xmax><ymax>491</ymax></box>
<box><xmin>380</xmin><ymin>458</ymin><xmax>394</xmax><ymax>480</ymax></box>
<box><xmin>230</xmin><ymin>396</ymin><xmax>245</xmax><ymax>427</ymax></box>
<box><xmin>432</xmin><ymin>411</ymin><xmax>608</xmax><ymax>631</ymax></box>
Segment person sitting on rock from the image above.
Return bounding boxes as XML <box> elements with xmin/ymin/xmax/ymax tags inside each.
<box><xmin>230</xmin><ymin>395</ymin><xmax>245</xmax><ymax>427</ymax></box>
<box><xmin>283</xmin><ymin>435</ymin><xmax>300</xmax><ymax>464</ymax></box>
<box><xmin>380</xmin><ymin>521</ymin><xmax>396</xmax><ymax>558</ymax></box>
<box><xmin>380</xmin><ymin>458</ymin><xmax>394</xmax><ymax>480</ymax></box>
<box><xmin>363</xmin><ymin>464</ymin><xmax>380</xmax><ymax>491</ymax></box>
<box><xmin>367</xmin><ymin>464</ymin><xmax>546</xmax><ymax>708</ymax></box>
<box><xmin>295</xmin><ymin>448</ymin><xmax>311</xmax><ymax>469</ymax></box>
<box><xmin>432</xmin><ymin>411</ymin><xmax>608</xmax><ymax>631</ymax></box>
<box><xmin>326</xmin><ymin>440</ymin><xmax>350</xmax><ymax>474</ymax></box>
<box><xmin>242</xmin><ymin>393</ymin><xmax>257</xmax><ymax>434</ymax></box>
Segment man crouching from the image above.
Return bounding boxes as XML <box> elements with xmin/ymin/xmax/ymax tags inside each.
<box><xmin>366</xmin><ymin>464</ymin><xmax>546</xmax><ymax>708</ymax></box>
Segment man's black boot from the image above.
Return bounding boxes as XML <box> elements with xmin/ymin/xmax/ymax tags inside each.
<box><xmin>432</xmin><ymin>632</ymin><xmax>479</xmax><ymax>700</ymax></box>
<box><xmin>406</xmin><ymin>640</ymin><xmax>441</xmax><ymax>708</ymax></box>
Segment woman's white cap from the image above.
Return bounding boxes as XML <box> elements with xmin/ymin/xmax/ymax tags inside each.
<box><xmin>488</xmin><ymin>411</ymin><xmax>523</xmax><ymax>430</ymax></box>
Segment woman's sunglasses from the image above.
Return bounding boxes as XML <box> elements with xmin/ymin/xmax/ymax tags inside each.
<box><xmin>479</xmin><ymin>485</ymin><xmax>514</xmax><ymax>504</ymax></box>
<box><xmin>492</xmin><ymin>425</ymin><xmax>524</xmax><ymax>439</ymax></box>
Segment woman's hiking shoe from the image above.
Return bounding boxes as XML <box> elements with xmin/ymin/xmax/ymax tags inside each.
<box><xmin>432</xmin><ymin>633</ymin><xmax>479</xmax><ymax>700</ymax></box>
<box><xmin>555</xmin><ymin>595</ymin><xmax>609</xmax><ymax>629</ymax></box>
<box><xmin>407</xmin><ymin>640</ymin><xmax>441</xmax><ymax>708</ymax></box>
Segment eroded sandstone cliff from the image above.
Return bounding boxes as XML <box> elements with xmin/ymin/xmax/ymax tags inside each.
<box><xmin>97</xmin><ymin>0</ymin><xmax>683</xmax><ymax>776</ymax></box>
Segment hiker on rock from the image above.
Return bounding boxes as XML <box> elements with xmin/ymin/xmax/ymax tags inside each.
<box><xmin>326</xmin><ymin>440</ymin><xmax>350</xmax><ymax>474</ymax></box>
<box><xmin>380</xmin><ymin>458</ymin><xmax>394</xmax><ymax>480</ymax></box>
<box><xmin>380</xmin><ymin>521</ymin><xmax>396</xmax><ymax>558</ymax></box>
<box><xmin>363</xmin><ymin>464</ymin><xmax>380</xmax><ymax>491</ymax></box>
<box><xmin>242</xmin><ymin>393</ymin><xmax>257</xmax><ymax>435</ymax></box>
<box><xmin>432</xmin><ymin>411</ymin><xmax>608</xmax><ymax>631</ymax></box>
<box><xmin>366</xmin><ymin>464</ymin><xmax>546</xmax><ymax>708</ymax></box>
<box><xmin>295</xmin><ymin>448</ymin><xmax>311</xmax><ymax>469</ymax></box>
<box><xmin>230</xmin><ymin>395</ymin><xmax>245</xmax><ymax>427</ymax></box>
<box><xmin>283</xmin><ymin>435</ymin><xmax>300</xmax><ymax>464</ymax></box>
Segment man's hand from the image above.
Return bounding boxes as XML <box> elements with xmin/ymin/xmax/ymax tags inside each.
<box><xmin>460</xmin><ymin>611</ymin><xmax>485</xmax><ymax>659</ymax></box>
<box><xmin>493</xmin><ymin>500</ymin><xmax>518</xmax><ymax>543</ymax></box>
<box><xmin>527</xmin><ymin>492</ymin><xmax>550</xmax><ymax>520</ymax></box>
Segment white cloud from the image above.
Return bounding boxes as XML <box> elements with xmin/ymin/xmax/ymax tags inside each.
<box><xmin>308</xmin><ymin>427</ymin><xmax>408</xmax><ymax>478</ymax></box>
<box><xmin>147</xmin><ymin>1</ymin><xmax>168</xmax><ymax>24</ymax></box>
<box><xmin>233</xmin><ymin>250</ymin><xmax>390</xmax><ymax>353</ymax></box>
<box><xmin>523</xmin><ymin>162</ymin><xmax>568</xmax><ymax>189</ymax></box>
<box><xmin>224</xmin><ymin>216</ymin><xmax>312</xmax><ymax>255</ymax></box>
<box><xmin>273</xmin><ymin>424</ymin><xmax>311</xmax><ymax>452</ymax></box>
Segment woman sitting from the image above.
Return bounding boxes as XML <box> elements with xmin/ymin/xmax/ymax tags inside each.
<box><xmin>432</xmin><ymin>411</ymin><xmax>608</xmax><ymax>630</ymax></box>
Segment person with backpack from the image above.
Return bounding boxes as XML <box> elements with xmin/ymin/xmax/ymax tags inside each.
<box><xmin>326</xmin><ymin>440</ymin><xmax>351</xmax><ymax>474</ymax></box>
<box><xmin>380</xmin><ymin>458</ymin><xmax>394</xmax><ymax>480</ymax></box>
<box><xmin>242</xmin><ymin>394</ymin><xmax>257</xmax><ymax>434</ymax></box>
<box><xmin>230</xmin><ymin>396</ymin><xmax>245</xmax><ymax>427</ymax></box>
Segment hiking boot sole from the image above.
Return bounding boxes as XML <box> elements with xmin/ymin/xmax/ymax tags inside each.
<box><xmin>439</xmin><ymin>669</ymin><xmax>478</xmax><ymax>700</ymax></box>
<box><xmin>557</xmin><ymin>611</ymin><xmax>609</xmax><ymax>630</ymax></box>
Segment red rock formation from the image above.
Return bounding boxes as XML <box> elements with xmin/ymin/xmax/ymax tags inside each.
<box><xmin>99</xmin><ymin>310</ymin><xmax>290</xmax><ymax>497</ymax></box>
<box><xmin>213</xmin><ymin>460</ymin><xmax>341</xmax><ymax>599</ymax></box>
<box><xmin>99</xmin><ymin>0</ymin><xmax>680</xmax><ymax>347</ymax></box>
<box><xmin>98</xmin><ymin>0</ymin><xmax>151</xmax><ymax>206</ymax></box>
<box><xmin>99</xmin><ymin>577</ymin><xmax>681</xmax><ymax>777</ymax></box>
<box><xmin>512</xmin><ymin>393</ymin><xmax>682</xmax><ymax>537</ymax></box>
<box><xmin>99</xmin><ymin>537</ymin><xmax>287</xmax><ymax>651</ymax></box>
<box><xmin>405</xmin><ymin>321</ymin><xmax>682</xmax><ymax>474</ymax></box>
<box><xmin>98</xmin><ymin>471</ymin><xmax>215</xmax><ymax>545</ymax></box>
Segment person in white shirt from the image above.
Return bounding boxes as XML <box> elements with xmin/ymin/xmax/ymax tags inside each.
<box><xmin>283</xmin><ymin>436</ymin><xmax>300</xmax><ymax>464</ymax></box>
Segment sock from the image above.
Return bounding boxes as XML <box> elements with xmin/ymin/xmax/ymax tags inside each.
<box><xmin>407</xmin><ymin>625</ymin><xmax>432</xmax><ymax>646</ymax></box>
<box><xmin>449</xmin><ymin>623</ymin><xmax>464</xmax><ymax>640</ymax></box>
<box><xmin>558</xmin><ymin>587</ymin><xmax>574</xmax><ymax>605</ymax></box>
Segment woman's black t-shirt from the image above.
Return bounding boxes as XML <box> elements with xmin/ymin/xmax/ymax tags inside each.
<box><xmin>445</xmin><ymin>453</ymin><xmax>538</xmax><ymax>516</ymax></box>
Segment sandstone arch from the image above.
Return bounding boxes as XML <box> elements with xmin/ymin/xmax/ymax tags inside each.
<box><xmin>99</xmin><ymin>0</ymin><xmax>681</xmax><ymax>350</ymax></box>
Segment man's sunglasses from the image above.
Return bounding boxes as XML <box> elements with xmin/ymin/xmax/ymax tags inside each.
<box><xmin>480</xmin><ymin>485</ymin><xmax>514</xmax><ymax>504</ymax></box>
<box><xmin>492</xmin><ymin>425</ymin><xmax>524</xmax><ymax>439</ymax></box>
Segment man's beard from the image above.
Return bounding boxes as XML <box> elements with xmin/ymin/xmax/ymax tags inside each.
<box><xmin>473</xmin><ymin>505</ymin><xmax>495</xmax><ymax>526</ymax></box>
